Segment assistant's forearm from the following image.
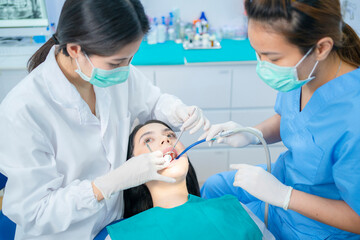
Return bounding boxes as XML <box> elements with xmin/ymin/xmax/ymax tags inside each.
<box><xmin>255</xmin><ymin>114</ymin><xmax>281</xmax><ymax>144</ymax></box>
<box><xmin>92</xmin><ymin>182</ymin><xmax>104</xmax><ymax>201</ymax></box>
<box><xmin>289</xmin><ymin>189</ymin><xmax>360</xmax><ymax>234</ymax></box>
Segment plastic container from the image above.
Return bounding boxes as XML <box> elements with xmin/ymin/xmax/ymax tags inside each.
<box><xmin>147</xmin><ymin>17</ymin><xmax>158</xmax><ymax>45</ymax></box>
<box><xmin>157</xmin><ymin>16</ymin><xmax>167</xmax><ymax>43</ymax></box>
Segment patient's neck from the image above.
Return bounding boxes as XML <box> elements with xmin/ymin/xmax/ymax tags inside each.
<box><xmin>147</xmin><ymin>180</ymin><xmax>189</xmax><ymax>209</ymax></box>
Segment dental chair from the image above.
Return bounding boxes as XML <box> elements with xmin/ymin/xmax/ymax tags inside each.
<box><xmin>0</xmin><ymin>173</ymin><xmax>16</xmax><ymax>240</ymax></box>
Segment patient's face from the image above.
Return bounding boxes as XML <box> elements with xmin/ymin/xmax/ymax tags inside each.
<box><xmin>133</xmin><ymin>123</ymin><xmax>189</xmax><ymax>181</ymax></box>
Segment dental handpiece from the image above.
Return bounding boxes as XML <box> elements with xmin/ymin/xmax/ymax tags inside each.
<box><xmin>175</xmin><ymin>129</ymin><xmax>242</xmax><ymax>159</ymax></box>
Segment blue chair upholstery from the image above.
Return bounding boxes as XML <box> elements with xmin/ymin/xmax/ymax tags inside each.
<box><xmin>0</xmin><ymin>211</ymin><xmax>15</xmax><ymax>239</ymax></box>
<box><xmin>0</xmin><ymin>174</ymin><xmax>16</xmax><ymax>239</ymax></box>
<box><xmin>94</xmin><ymin>219</ymin><xmax>124</xmax><ymax>240</ymax></box>
<box><xmin>0</xmin><ymin>174</ymin><xmax>6</xmax><ymax>190</ymax></box>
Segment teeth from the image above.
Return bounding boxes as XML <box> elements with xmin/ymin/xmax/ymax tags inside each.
<box><xmin>164</xmin><ymin>151</ymin><xmax>177</xmax><ymax>162</ymax></box>
<box><xmin>164</xmin><ymin>155</ymin><xmax>172</xmax><ymax>163</ymax></box>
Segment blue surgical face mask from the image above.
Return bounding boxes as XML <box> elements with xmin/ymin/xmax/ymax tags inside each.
<box><xmin>75</xmin><ymin>53</ymin><xmax>130</xmax><ymax>88</ymax></box>
<box><xmin>256</xmin><ymin>48</ymin><xmax>319</xmax><ymax>92</ymax></box>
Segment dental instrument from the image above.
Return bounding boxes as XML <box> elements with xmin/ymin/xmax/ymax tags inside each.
<box><xmin>146</xmin><ymin>143</ymin><xmax>153</xmax><ymax>152</ymax></box>
<box><xmin>171</xmin><ymin>128</ymin><xmax>185</xmax><ymax>152</ymax></box>
<box><xmin>174</xmin><ymin>127</ymin><xmax>271</xmax><ymax>228</ymax></box>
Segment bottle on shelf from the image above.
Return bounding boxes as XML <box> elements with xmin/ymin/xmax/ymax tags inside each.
<box><xmin>147</xmin><ymin>17</ymin><xmax>158</xmax><ymax>45</ymax></box>
<box><xmin>157</xmin><ymin>16</ymin><xmax>167</xmax><ymax>43</ymax></box>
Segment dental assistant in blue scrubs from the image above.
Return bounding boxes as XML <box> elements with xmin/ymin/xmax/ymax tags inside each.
<box><xmin>200</xmin><ymin>0</ymin><xmax>360</xmax><ymax>239</ymax></box>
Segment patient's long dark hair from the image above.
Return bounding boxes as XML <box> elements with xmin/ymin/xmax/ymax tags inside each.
<box><xmin>123</xmin><ymin>120</ymin><xmax>200</xmax><ymax>218</ymax></box>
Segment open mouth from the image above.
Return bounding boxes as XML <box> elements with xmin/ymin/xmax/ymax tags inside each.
<box><xmin>162</xmin><ymin>147</ymin><xmax>178</xmax><ymax>162</ymax></box>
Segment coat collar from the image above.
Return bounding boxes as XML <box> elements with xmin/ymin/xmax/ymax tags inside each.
<box><xmin>43</xmin><ymin>46</ymin><xmax>111</xmax><ymax>126</ymax></box>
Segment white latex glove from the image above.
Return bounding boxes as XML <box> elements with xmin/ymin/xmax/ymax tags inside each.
<box><xmin>174</xmin><ymin>105</ymin><xmax>210</xmax><ymax>134</ymax></box>
<box><xmin>94</xmin><ymin>151</ymin><xmax>175</xmax><ymax>199</ymax></box>
<box><xmin>199</xmin><ymin>121</ymin><xmax>262</xmax><ymax>147</ymax></box>
<box><xmin>230</xmin><ymin>164</ymin><xmax>293</xmax><ymax>210</ymax></box>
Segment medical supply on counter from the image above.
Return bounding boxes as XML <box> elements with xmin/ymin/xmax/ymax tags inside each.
<box><xmin>168</xmin><ymin>12</ymin><xmax>176</xmax><ymax>41</ymax></box>
<box><xmin>147</xmin><ymin>18</ymin><xmax>158</xmax><ymax>45</ymax></box>
<box><xmin>199</xmin><ymin>11</ymin><xmax>209</xmax><ymax>34</ymax></box>
<box><xmin>157</xmin><ymin>16</ymin><xmax>167</xmax><ymax>43</ymax></box>
<box><xmin>145</xmin><ymin>11</ymin><xmax>223</xmax><ymax>50</ymax></box>
<box><xmin>174</xmin><ymin>127</ymin><xmax>272</xmax><ymax>227</ymax></box>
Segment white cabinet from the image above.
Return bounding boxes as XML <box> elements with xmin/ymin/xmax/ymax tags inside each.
<box><xmin>155</xmin><ymin>66</ymin><xmax>232</xmax><ymax>109</ymax></box>
<box><xmin>232</xmin><ymin>66</ymin><xmax>277</xmax><ymax>108</ymax></box>
<box><xmin>187</xmin><ymin>148</ymin><xmax>229</xmax><ymax>185</ymax></box>
<box><xmin>136</xmin><ymin>66</ymin><xmax>155</xmax><ymax>85</ymax></box>
<box><xmin>231</xmin><ymin>108</ymin><xmax>276</xmax><ymax>127</ymax></box>
<box><xmin>228</xmin><ymin>145</ymin><xmax>287</xmax><ymax>167</ymax></box>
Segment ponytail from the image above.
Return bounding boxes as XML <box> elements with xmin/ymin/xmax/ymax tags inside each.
<box><xmin>337</xmin><ymin>23</ymin><xmax>360</xmax><ymax>67</ymax></box>
<box><xmin>27</xmin><ymin>36</ymin><xmax>57</xmax><ymax>73</ymax></box>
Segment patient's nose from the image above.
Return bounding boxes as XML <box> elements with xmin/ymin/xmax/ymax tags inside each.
<box><xmin>161</xmin><ymin>138</ymin><xmax>171</xmax><ymax>145</ymax></box>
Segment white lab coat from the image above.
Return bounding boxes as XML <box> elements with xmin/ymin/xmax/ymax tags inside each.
<box><xmin>0</xmin><ymin>46</ymin><xmax>184</xmax><ymax>240</ymax></box>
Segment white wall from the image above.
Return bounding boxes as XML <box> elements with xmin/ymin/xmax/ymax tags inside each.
<box><xmin>43</xmin><ymin>1</ymin><xmax>359</xmax><ymax>37</ymax></box>
<box><xmin>340</xmin><ymin>0</ymin><xmax>360</xmax><ymax>36</ymax></box>
<box><xmin>45</xmin><ymin>0</ymin><xmax>66</xmax><ymax>29</ymax></box>
<box><xmin>141</xmin><ymin>0</ymin><xmax>246</xmax><ymax>28</ymax></box>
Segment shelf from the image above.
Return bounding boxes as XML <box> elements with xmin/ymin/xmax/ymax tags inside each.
<box><xmin>132</xmin><ymin>39</ymin><xmax>256</xmax><ymax>66</ymax></box>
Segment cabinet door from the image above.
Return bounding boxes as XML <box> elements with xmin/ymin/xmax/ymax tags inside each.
<box><xmin>228</xmin><ymin>145</ymin><xmax>287</xmax><ymax>168</ymax></box>
<box><xmin>231</xmin><ymin>108</ymin><xmax>276</xmax><ymax>127</ymax></box>
<box><xmin>155</xmin><ymin>67</ymin><xmax>232</xmax><ymax>109</ymax></box>
<box><xmin>231</xmin><ymin>109</ymin><xmax>284</xmax><ymax>146</ymax></box>
<box><xmin>232</xmin><ymin>66</ymin><xmax>277</xmax><ymax>108</ymax></box>
<box><xmin>188</xmin><ymin>149</ymin><xmax>229</xmax><ymax>186</ymax></box>
<box><xmin>179</xmin><ymin>110</ymin><xmax>231</xmax><ymax>150</ymax></box>
<box><xmin>0</xmin><ymin>70</ymin><xmax>28</xmax><ymax>102</ymax></box>
<box><xmin>136</xmin><ymin>66</ymin><xmax>155</xmax><ymax>85</ymax></box>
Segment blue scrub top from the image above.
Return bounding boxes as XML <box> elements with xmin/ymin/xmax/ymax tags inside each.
<box><xmin>272</xmin><ymin>67</ymin><xmax>360</xmax><ymax>238</ymax></box>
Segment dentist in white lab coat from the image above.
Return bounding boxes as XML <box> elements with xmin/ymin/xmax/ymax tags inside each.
<box><xmin>0</xmin><ymin>0</ymin><xmax>210</xmax><ymax>239</ymax></box>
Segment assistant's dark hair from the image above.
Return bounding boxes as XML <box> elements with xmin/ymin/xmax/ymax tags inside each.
<box><xmin>245</xmin><ymin>0</ymin><xmax>360</xmax><ymax>67</ymax></box>
<box><xmin>123</xmin><ymin>120</ymin><xmax>200</xmax><ymax>218</ymax></box>
<box><xmin>27</xmin><ymin>0</ymin><xmax>150</xmax><ymax>72</ymax></box>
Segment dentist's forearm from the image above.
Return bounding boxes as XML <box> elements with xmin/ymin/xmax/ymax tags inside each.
<box><xmin>289</xmin><ymin>189</ymin><xmax>360</xmax><ymax>234</ymax></box>
<box><xmin>255</xmin><ymin>114</ymin><xmax>281</xmax><ymax>144</ymax></box>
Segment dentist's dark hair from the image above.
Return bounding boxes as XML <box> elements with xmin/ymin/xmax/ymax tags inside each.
<box><xmin>27</xmin><ymin>0</ymin><xmax>149</xmax><ymax>72</ymax></box>
<box><xmin>123</xmin><ymin>120</ymin><xmax>200</xmax><ymax>218</ymax></box>
<box><xmin>245</xmin><ymin>0</ymin><xmax>360</xmax><ymax>67</ymax></box>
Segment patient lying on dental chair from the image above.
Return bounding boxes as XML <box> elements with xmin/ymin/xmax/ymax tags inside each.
<box><xmin>105</xmin><ymin>120</ymin><xmax>274</xmax><ymax>240</ymax></box>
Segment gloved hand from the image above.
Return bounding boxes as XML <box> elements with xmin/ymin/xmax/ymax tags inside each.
<box><xmin>230</xmin><ymin>164</ymin><xmax>293</xmax><ymax>210</ymax></box>
<box><xmin>174</xmin><ymin>105</ymin><xmax>210</xmax><ymax>134</ymax></box>
<box><xmin>199</xmin><ymin>121</ymin><xmax>262</xmax><ymax>147</ymax></box>
<box><xmin>94</xmin><ymin>151</ymin><xmax>175</xmax><ymax>199</ymax></box>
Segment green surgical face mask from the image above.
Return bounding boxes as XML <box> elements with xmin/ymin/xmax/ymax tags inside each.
<box><xmin>256</xmin><ymin>48</ymin><xmax>319</xmax><ymax>92</ymax></box>
<box><xmin>75</xmin><ymin>53</ymin><xmax>130</xmax><ymax>88</ymax></box>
